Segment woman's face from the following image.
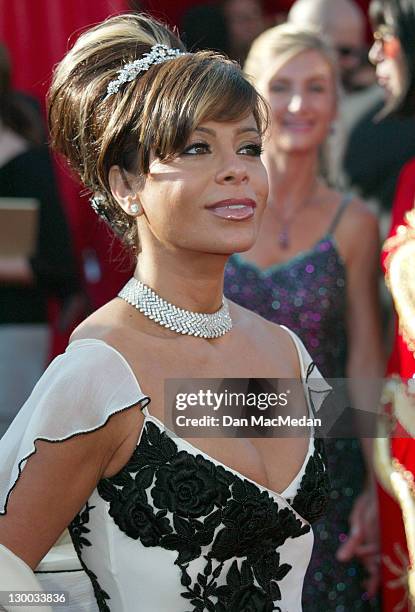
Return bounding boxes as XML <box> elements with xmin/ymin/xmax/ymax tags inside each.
<box><xmin>369</xmin><ymin>22</ymin><xmax>406</xmax><ymax>102</ymax></box>
<box><xmin>120</xmin><ymin>116</ymin><xmax>268</xmax><ymax>256</ymax></box>
<box><xmin>260</xmin><ymin>49</ymin><xmax>337</xmax><ymax>154</ymax></box>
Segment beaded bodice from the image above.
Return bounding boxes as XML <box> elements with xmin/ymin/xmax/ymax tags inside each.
<box><xmin>224</xmin><ymin>236</ymin><xmax>347</xmax><ymax>378</ymax></box>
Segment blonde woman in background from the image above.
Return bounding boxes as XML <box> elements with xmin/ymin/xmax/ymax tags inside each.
<box><xmin>224</xmin><ymin>24</ymin><xmax>385</xmax><ymax>610</ymax></box>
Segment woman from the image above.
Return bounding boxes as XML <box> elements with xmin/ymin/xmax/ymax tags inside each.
<box><xmin>0</xmin><ymin>13</ymin><xmax>332</xmax><ymax>612</ymax></box>
<box><xmin>224</xmin><ymin>24</ymin><xmax>385</xmax><ymax>610</ymax></box>
<box><xmin>0</xmin><ymin>43</ymin><xmax>81</xmax><ymax>437</ymax></box>
<box><xmin>369</xmin><ymin>1</ymin><xmax>415</xmax><ymax>609</ymax></box>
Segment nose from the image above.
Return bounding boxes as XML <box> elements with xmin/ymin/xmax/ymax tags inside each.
<box><xmin>287</xmin><ymin>93</ymin><xmax>305</xmax><ymax>113</ymax></box>
<box><xmin>369</xmin><ymin>40</ymin><xmax>382</xmax><ymax>65</ymax></box>
<box><xmin>215</xmin><ymin>155</ymin><xmax>249</xmax><ymax>185</ymax></box>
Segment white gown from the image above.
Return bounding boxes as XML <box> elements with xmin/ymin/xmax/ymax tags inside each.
<box><xmin>0</xmin><ymin>329</ymin><xmax>331</xmax><ymax>612</ymax></box>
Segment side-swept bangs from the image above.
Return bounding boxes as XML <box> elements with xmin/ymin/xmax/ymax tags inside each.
<box><xmin>102</xmin><ymin>51</ymin><xmax>269</xmax><ymax>184</ymax></box>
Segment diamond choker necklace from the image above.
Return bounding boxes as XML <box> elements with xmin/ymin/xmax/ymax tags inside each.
<box><xmin>118</xmin><ymin>277</ymin><xmax>233</xmax><ymax>338</ymax></box>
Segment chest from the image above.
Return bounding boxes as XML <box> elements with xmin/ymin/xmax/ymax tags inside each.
<box><xmin>129</xmin><ymin>333</ymin><xmax>294</xmax><ymax>404</ymax></box>
<box><xmin>245</xmin><ymin>202</ymin><xmax>335</xmax><ymax>268</ymax></box>
<box><xmin>116</xmin><ymin>336</ymin><xmax>309</xmax><ymax>496</ymax></box>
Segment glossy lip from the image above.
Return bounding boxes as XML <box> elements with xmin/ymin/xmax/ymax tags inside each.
<box><xmin>282</xmin><ymin>119</ymin><xmax>315</xmax><ymax>131</ymax></box>
<box><xmin>205</xmin><ymin>198</ymin><xmax>257</xmax><ymax>221</ymax></box>
<box><xmin>205</xmin><ymin>198</ymin><xmax>257</xmax><ymax>210</ymax></box>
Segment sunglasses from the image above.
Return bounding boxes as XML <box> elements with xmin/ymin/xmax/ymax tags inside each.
<box><xmin>373</xmin><ymin>25</ymin><xmax>400</xmax><ymax>58</ymax></box>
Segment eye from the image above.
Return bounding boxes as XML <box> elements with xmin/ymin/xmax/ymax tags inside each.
<box><xmin>270</xmin><ymin>82</ymin><xmax>288</xmax><ymax>92</ymax></box>
<box><xmin>309</xmin><ymin>83</ymin><xmax>326</xmax><ymax>92</ymax></box>
<box><xmin>238</xmin><ymin>143</ymin><xmax>263</xmax><ymax>157</ymax></box>
<box><xmin>182</xmin><ymin>142</ymin><xmax>211</xmax><ymax>155</ymax></box>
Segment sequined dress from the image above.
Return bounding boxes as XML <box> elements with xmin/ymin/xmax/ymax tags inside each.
<box><xmin>224</xmin><ymin>197</ymin><xmax>377</xmax><ymax>611</ymax></box>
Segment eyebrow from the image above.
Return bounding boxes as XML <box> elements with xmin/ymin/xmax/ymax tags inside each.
<box><xmin>195</xmin><ymin>126</ymin><xmax>260</xmax><ymax>136</ymax></box>
<box><xmin>271</xmin><ymin>75</ymin><xmax>329</xmax><ymax>82</ymax></box>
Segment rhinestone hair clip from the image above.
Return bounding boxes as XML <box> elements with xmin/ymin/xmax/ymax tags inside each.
<box><xmin>104</xmin><ymin>44</ymin><xmax>187</xmax><ymax>100</ymax></box>
<box><xmin>89</xmin><ymin>192</ymin><xmax>114</xmax><ymax>224</ymax></box>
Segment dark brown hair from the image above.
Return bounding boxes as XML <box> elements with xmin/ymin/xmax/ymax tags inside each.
<box><xmin>370</xmin><ymin>0</ymin><xmax>415</xmax><ymax>117</ymax></box>
<box><xmin>48</xmin><ymin>13</ymin><xmax>268</xmax><ymax>251</ymax></box>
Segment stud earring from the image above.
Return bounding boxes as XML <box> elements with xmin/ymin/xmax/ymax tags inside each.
<box><xmin>127</xmin><ymin>196</ymin><xmax>142</xmax><ymax>216</ymax></box>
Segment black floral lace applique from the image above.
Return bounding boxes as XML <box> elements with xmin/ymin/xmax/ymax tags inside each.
<box><xmin>175</xmin><ymin>478</ymin><xmax>310</xmax><ymax>611</ymax></box>
<box><xmin>290</xmin><ymin>438</ymin><xmax>330</xmax><ymax>524</ymax></box>
<box><xmin>69</xmin><ymin>502</ymin><xmax>111</xmax><ymax>612</ymax></box>
<box><xmin>97</xmin><ymin>421</ymin><xmax>314</xmax><ymax>611</ymax></box>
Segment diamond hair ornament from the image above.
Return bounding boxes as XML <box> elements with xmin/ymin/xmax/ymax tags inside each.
<box><xmin>89</xmin><ymin>192</ymin><xmax>109</xmax><ymax>221</ymax></box>
<box><xmin>118</xmin><ymin>277</ymin><xmax>233</xmax><ymax>338</ymax></box>
<box><xmin>104</xmin><ymin>44</ymin><xmax>187</xmax><ymax>100</ymax></box>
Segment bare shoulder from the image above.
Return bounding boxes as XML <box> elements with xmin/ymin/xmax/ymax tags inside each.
<box><xmin>324</xmin><ymin>186</ymin><xmax>377</xmax><ymax>228</ymax></box>
<box><xmin>339</xmin><ymin>195</ymin><xmax>378</xmax><ymax>232</ymax></box>
<box><xmin>70</xmin><ymin>297</ymin><xmax>132</xmax><ymax>345</ymax></box>
<box><xmin>341</xmin><ymin>197</ymin><xmax>379</xmax><ymax>261</ymax></box>
<box><xmin>228</xmin><ymin>301</ymin><xmax>300</xmax><ymax>376</ymax></box>
<box><xmin>325</xmin><ymin>190</ymin><xmax>379</xmax><ymax>263</ymax></box>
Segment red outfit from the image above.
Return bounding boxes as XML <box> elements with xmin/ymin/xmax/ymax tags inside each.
<box><xmin>380</xmin><ymin>158</ymin><xmax>415</xmax><ymax>611</ymax></box>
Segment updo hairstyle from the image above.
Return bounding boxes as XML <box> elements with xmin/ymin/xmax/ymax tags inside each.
<box><xmin>48</xmin><ymin>13</ymin><xmax>268</xmax><ymax>251</ymax></box>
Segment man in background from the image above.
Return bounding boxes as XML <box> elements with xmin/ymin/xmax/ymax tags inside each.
<box><xmin>289</xmin><ymin>0</ymin><xmax>367</xmax><ymax>91</ymax></box>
